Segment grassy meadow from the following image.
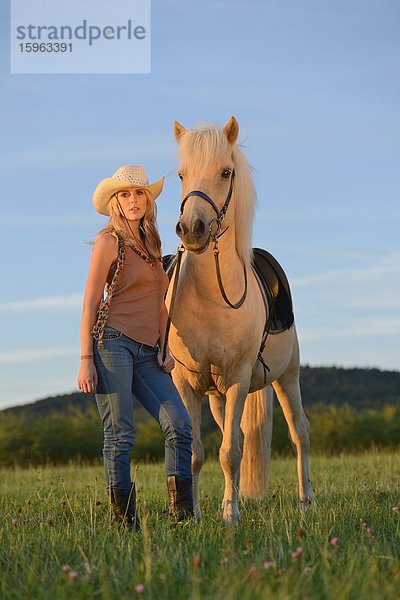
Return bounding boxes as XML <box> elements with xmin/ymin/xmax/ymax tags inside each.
<box><xmin>1</xmin><ymin>452</ymin><xmax>399</xmax><ymax>599</ymax></box>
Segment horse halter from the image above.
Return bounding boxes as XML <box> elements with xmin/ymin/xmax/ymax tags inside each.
<box><xmin>162</xmin><ymin>169</ymin><xmax>247</xmax><ymax>361</ymax></box>
<box><xmin>179</xmin><ymin>169</ymin><xmax>235</xmax><ymax>239</ymax></box>
<box><xmin>177</xmin><ymin>168</ymin><xmax>247</xmax><ymax>310</ymax></box>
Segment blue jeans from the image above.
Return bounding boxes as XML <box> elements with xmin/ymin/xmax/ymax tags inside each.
<box><xmin>94</xmin><ymin>326</ymin><xmax>192</xmax><ymax>492</ymax></box>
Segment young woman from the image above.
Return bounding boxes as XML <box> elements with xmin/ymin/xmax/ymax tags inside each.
<box><xmin>77</xmin><ymin>165</ymin><xmax>193</xmax><ymax>529</ymax></box>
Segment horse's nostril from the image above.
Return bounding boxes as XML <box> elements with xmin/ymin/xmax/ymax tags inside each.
<box><xmin>176</xmin><ymin>220</ymin><xmax>188</xmax><ymax>237</ymax></box>
<box><xmin>193</xmin><ymin>219</ymin><xmax>206</xmax><ymax>237</ymax></box>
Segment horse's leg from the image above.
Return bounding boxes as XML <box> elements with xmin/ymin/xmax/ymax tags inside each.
<box><xmin>272</xmin><ymin>333</ymin><xmax>315</xmax><ymax>506</ymax></box>
<box><xmin>208</xmin><ymin>392</ymin><xmax>225</xmax><ymax>432</ymax></box>
<box><xmin>219</xmin><ymin>381</ymin><xmax>249</xmax><ymax>525</ymax></box>
<box><xmin>172</xmin><ymin>375</ymin><xmax>204</xmax><ymax>520</ymax></box>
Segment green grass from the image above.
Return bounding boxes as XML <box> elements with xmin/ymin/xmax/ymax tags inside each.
<box><xmin>1</xmin><ymin>453</ymin><xmax>399</xmax><ymax>599</ymax></box>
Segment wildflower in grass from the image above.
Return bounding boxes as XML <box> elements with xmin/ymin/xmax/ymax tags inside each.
<box><xmin>11</xmin><ymin>518</ymin><xmax>17</xmax><ymax>527</ymax></box>
<box><xmin>292</xmin><ymin>547</ymin><xmax>303</xmax><ymax>560</ymax></box>
<box><xmin>263</xmin><ymin>561</ymin><xmax>274</xmax><ymax>570</ymax></box>
<box><xmin>220</xmin><ymin>556</ymin><xmax>229</xmax><ymax>566</ymax></box>
<box><xmin>193</xmin><ymin>554</ymin><xmax>201</xmax><ymax>571</ymax></box>
<box><xmin>359</xmin><ymin>518</ymin><xmax>374</xmax><ymax>539</ymax></box>
<box><xmin>330</xmin><ymin>537</ymin><xmax>340</xmax><ymax>547</ymax></box>
<box><xmin>304</xmin><ymin>565</ymin><xmax>312</xmax><ymax>574</ymax></box>
<box><xmin>135</xmin><ymin>583</ymin><xmax>145</xmax><ymax>593</ymax></box>
<box><xmin>62</xmin><ymin>565</ymin><xmax>71</xmax><ymax>573</ymax></box>
<box><xmin>392</xmin><ymin>506</ymin><xmax>399</xmax><ymax>513</ymax></box>
<box><xmin>68</xmin><ymin>571</ymin><xmax>78</xmax><ymax>582</ymax></box>
<box><xmin>366</xmin><ymin>527</ymin><xmax>374</xmax><ymax>538</ymax></box>
<box><xmin>291</xmin><ymin>547</ymin><xmax>303</xmax><ymax>560</ymax></box>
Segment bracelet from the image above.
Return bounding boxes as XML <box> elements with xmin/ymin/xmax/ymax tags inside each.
<box><xmin>80</xmin><ymin>354</ymin><xmax>94</xmax><ymax>360</ymax></box>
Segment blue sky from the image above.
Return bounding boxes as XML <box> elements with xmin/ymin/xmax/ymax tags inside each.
<box><xmin>1</xmin><ymin>0</ymin><xmax>399</xmax><ymax>409</ymax></box>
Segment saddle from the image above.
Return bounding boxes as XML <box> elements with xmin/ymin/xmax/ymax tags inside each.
<box><xmin>162</xmin><ymin>254</ymin><xmax>178</xmax><ymax>279</ymax></box>
<box><xmin>162</xmin><ymin>248</ymin><xmax>294</xmax><ymax>335</ymax></box>
<box><xmin>252</xmin><ymin>248</ymin><xmax>294</xmax><ymax>334</ymax></box>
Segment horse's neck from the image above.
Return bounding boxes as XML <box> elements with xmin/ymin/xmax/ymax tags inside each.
<box><xmin>183</xmin><ymin>227</ymin><xmax>244</xmax><ymax>297</ymax></box>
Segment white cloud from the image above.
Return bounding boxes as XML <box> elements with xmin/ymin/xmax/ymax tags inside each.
<box><xmin>291</xmin><ymin>253</ymin><xmax>400</xmax><ymax>289</ymax></box>
<box><xmin>0</xmin><ymin>294</ymin><xmax>83</xmax><ymax>313</ymax></box>
<box><xmin>291</xmin><ymin>251</ymin><xmax>400</xmax><ymax>355</ymax></box>
<box><xmin>0</xmin><ymin>347</ymin><xmax>77</xmax><ymax>365</ymax></box>
<box><xmin>299</xmin><ymin>318</ymin><xmax>400</xmax><ymax>343</ymax></box>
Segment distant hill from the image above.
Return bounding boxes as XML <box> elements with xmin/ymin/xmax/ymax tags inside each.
<box><xmin>299</xmin><ymin>366</ymin><xmax>400</xmax><ymax>408</ymax></box>
<box><xmin>1</xmin><ymin>366</ymin><xmax>399</xmax><ymax>464</ymax></box>
<box><xmin>2</xmin><ymin>366</ymin><xmax>399</xmax><ymax>419</ymax></box>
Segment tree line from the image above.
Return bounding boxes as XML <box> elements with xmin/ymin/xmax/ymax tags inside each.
<box><xmin>0</xmin><ymin>366</ymin><xmax>399</xmax><ymax>466</ymax></box>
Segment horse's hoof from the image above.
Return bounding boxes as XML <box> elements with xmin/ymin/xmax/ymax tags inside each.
<box><xmin>299</xmin><ymin>495</ymin><xmax>316</xmax><ymax>512</ymax></box>
<box><xmin>222</xmin><ymin>506</ymin><xmax>240</xmax><ymax>526</ymax></box>
<box><xmin>223</xmin><ymin>516</ymin><xmax>239</xmax><ymax>527</ymax></box>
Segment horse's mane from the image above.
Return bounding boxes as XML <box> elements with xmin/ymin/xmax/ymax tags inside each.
<box><xmin>178</xmin><ymin>124</ymin><xmax>256</xmax><ymax>266</ymax></box>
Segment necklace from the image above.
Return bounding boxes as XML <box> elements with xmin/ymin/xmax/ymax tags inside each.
<box><xmin>129</xmin><ymin>242</ymin><xmax>155</xmax><ymax>265</ymax></box>
<box><xmin>127</xmin><ymin>243</ymin><xmax>159</xmax><ymax>282</ymax></box>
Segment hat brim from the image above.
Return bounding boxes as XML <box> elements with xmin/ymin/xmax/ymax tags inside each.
<box><xmin>92</xmin><ymin>176</ymin><xmax>165</xmax><ymax>216</ymax></box>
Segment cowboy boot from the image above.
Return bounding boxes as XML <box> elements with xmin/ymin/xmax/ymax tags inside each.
<box><xmin>110</xmin><ymin>483</ymin><xmax>140</xmax><ymax>531</ymax></box>
<box><xmin>167</xmin><ymin>475</ymin><xmax>194</xmax><ymax>523</ymax></box>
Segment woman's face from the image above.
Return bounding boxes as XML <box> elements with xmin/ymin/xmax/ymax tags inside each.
<box><xmin>116</xmin><ymin>187</ymin><xmax>148</xmax><ymax>222</ymax></box>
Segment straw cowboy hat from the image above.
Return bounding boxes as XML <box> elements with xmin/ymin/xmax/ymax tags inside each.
<box><xmin>92</xmin><ymin>165</ymin><xmax>165</xmax><ymax>216</ymax></box>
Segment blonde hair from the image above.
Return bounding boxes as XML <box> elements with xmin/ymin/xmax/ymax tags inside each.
<box><xmin>94</xmin><ymin>189</ymin><xmax>162</xmax><ymax>261</ymax></box>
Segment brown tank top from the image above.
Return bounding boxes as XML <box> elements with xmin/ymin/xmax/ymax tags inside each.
<box><xmin>107</xmin><ymin>244</ymin><xmax>169</xmax><ymax>347</ymax></box>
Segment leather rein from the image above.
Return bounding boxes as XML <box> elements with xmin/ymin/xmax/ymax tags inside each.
<box><xmin>162</xmin><ymin>170</ymin><xmax>248</xmax><ymax>361</ymax></box>
<box><xmin>180</xmin><ymin>169</ymin><xmax>248</xmax><ymax>309</ymax></box>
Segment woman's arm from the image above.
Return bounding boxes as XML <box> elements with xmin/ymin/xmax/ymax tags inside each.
<box><xmin>78</xmin><ymin>233</ymin><xmax>117</xmax><ymax>393</ymax></box>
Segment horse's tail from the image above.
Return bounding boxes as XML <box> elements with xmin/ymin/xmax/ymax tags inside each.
<box><xmin>239</xmin><ymin>386</ymin><xmax>273</xmax><ymax>498</ymax></box>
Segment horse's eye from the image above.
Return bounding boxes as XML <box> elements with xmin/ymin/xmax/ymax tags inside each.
<box><xmin>178</xmin><ymin>172</ymin><xmax>183</xmax><ymax>181</ymax></box>
<box><xmin>222</xmin><ymin>169</ymin><xmax>231</xmax><ymax>179</ymax></box>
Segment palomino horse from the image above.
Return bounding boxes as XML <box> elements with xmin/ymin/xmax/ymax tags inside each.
<box><xmin>165</xmin><ymin>116</ymin><xmax>315</xmax><ymax>525</ymax></box>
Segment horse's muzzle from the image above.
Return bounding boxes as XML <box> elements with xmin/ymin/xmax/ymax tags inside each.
<box><xmin>175</xmin><ymin>218</ymin><xmax>210</xmax><ymax>253</ymax></box>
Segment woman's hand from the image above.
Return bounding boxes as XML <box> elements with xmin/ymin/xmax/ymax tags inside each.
<box><xmin>78</xmin><ymin>360</ymin><xmax>98</xmax><ymax>394</ymax></box>
<box><xmin>157</xmin><ymin>349</ymin><xmax>175</xmax><ymax>374</ymax></box>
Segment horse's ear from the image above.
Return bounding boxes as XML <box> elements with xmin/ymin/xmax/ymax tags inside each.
<box><xmin>224</xmin><ymin>116</ymin><xmax>239</xmax><ymax>145</ymax></box>
<box><xmin>174</xmin><ymin>121</ymin><xmax>186</xmax><ymax>143</ymax></box>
